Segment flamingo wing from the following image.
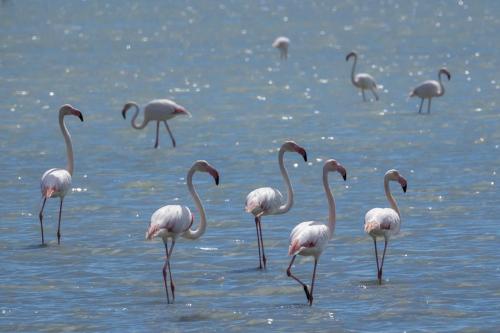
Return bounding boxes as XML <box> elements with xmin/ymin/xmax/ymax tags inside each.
<box><xmin>146</xmin><ymin>205</ymin><xmax>193</xmax><ymax>240</ymax></box>
<box><xmin>364</xmin><ymin>208</ymin><xmax>400</xmax><ymax>236</ymax></box>
<box><xmin>288</xmin><ymin>221</ymin><xmax>329</xmax><ymax>256</ymax></box>
<box><xmin>245</xmin><ymin>187</ymin><xmax>284</xmax><ymax>216</ymax></box>
<box><xmin>356</xmin><ymin>73</ymin><xmax>377</xmax><ymax>89</ymax></box>
<box><xmin>411</xmin><ymin>80</ymin><xmax>441</xmax><ymax>98</ymax></box>
<box><xmin>40</xmin><ymin>168</ymin><xmax>72</xmax><ymax>198</ymax></box>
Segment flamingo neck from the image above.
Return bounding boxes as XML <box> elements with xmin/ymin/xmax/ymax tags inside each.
<box><xmin>384</xmin><ymin>176</ymin><xmax>400</xmax><ymax>217</ymax></box>
<box><xmin>59</xmin><ymin>113</ymin><xmax>74</xmax><ymax>176</ymax></box>
<box><xmin>350</xmin><ymin>55</ymin><xmax>358</xmax><ymax>86</ymax></box>
<box><xmin>437</xmin><ymin>73</ymin><xmax>446</xmax><ymax>97</ymax></box>
<box><xmin>183</xmin><ymin>167</ymin><xmax>207</xmax><ymax>240</ymax></box>
<box><xmin>323</xmin><ymin>168</ymin><xmax>336</xmax><ymax>239</ymax></box>
<box><xmin>129</xmin><ymin>102</ymin><xmax>147</xmax><ymax>129</ymax></box>
<box><xmin>276</xmin><ymin>147</ymin><xmax>293</xmax><ymax>214</ymax></box>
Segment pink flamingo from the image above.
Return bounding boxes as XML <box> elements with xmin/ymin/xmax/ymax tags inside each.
<box><xmin>245</xmin><ymin>141</ymin><xmax>307</xmax><ymax>269</ymax></box>
<box><xmin>346</xmin><ymin>51</ymin><xmax>379</xmax><ymax>102</ymax></box>
<box><xmin>409</xmin><ymin>68</ymin><xmax>451</xmax><ymax>113</ymax></box>
<box><xmin>364</xmin><ymin>169</ymin><xmax>407</xmax><ymax>284</ymax></box>
<box><xmin>122</xmin><ymin>99</ymin><xmax>191</xmax><ymax>148</ymax></box>
<box><xmin>145</xmin><ymin>160</ymin><xmax>219</xmax><ymax>304</ymax></box>
<box><xmin>272</xmin><ymin>36</ymin><xmax>290</xmax><ymax>60</ymax></box>
<box><xmin>38</xmin><ymin>104</ymin><xmax>84</xmax><ymax>245</ymax></box>
<box><xmin>287</xmin><ymin>159</ymin><xmax>346</xmax><ymax>306</ymax></box>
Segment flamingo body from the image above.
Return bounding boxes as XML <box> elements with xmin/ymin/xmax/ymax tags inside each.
<box><xmin>272</xmin><ymin>36</ymin><xmax>290</xmax><ymax>60</ymax></box>
<box><xmin>146</xmin><ymin>205</ymin><xmax>193</xmax><ymax>240</ymax></box>
<box><xmin>245</xmin><ymin>187</ymin><xmax>283</xmax><ymax>217</ymax></box>
<box><xmin>41</xmin><ymin>168</ymin><xmax>72</xmax><ymax>198</ymax></box>
<box><xmin>122</xmin><ymin>99</ymin><xmax>190</xmax><ymax>148</ymax></box>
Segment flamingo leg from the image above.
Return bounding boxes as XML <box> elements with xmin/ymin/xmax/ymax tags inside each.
<box><xmin>154</xmin><ymin>121</ymin><xmax>160</xmax><ymax>148</ymax></box>
<box><xmin>427</xmin><ymin>98</ymin><xmax>432</xmax><ymax>113</ymax></box>
<box><xmin>371</xmin><ymin>88</ymin><xmax>379</xmax><ymax>101</ymax></box>
<box><xmin>362</xmin><ymin>89</ymin><xmax>367</xmax><ymax>102</ymax></box>
<box><xmin>163</xmin><ymin>121</ymin><xmax>176</xmax><ymax>148</ymax></box>
<box><xmin>373</xmin><ymin>238</ymin><xmax>381</xmax><ymax>284</ymax></box>
<box><xmin>254</xmin><ymin>217</ymin><xmax>263</xmax><ymax>269</ymax></box>
<box><xmin>309</xmin><ymin>258</ymin><xmax>318</xmax><ymax>306</ymax></box>
<box><xmin>287</xmin><ymin>255</ymin><xmax>311</xmax><ymax>303</ymax></box>
<box><xmin>167</xmin><ymin>238</ymin><xmax>176</xmax><ymax>301</ymax></box>
<box><xmin>56</xmin><ymin>197</ymin><xmax>64</xmax><ymax>245</ymax></box>
<box><xmin>38</xmin><ymin>197</ymin><xmax>47</xmax><ymax>245</ymax></box>
<box><xmin>257</xmin><ymin>217</ymin><xmax>267</xmax><ymax>268</ymax></box>
<box><xmin>418</xmin><ymin>98</ymin><xmax>424</xmax><ymax>113</ymax></box>
<box><xmin>378</xmin><ymin>239</ymin><xmax>389</xmax><ymax>284</ymax></box>
<box><xmin>162</xmin><ymin>239</ymin><xmax>171</xmax><ymax>304</ymax></box>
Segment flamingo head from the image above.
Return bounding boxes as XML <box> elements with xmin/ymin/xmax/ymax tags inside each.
<box><xmin>171</xmin><ymin>103</ymin><xmax>192</xmax><ymax>118</ymax></box>
<box><xmin>439</xmin><ymin>68</ymin><xmax>451</xmax><ymax>81</ymax></box>
<box><xmin>194</xmin><ymin>160</ymin><xmax>219</xmax><ymax>186</ymax></box>
<box><xmin>324</xmin><ymin>159</ymin><xmax>347</xmax><ymax>181</ymax></box>
<box><xmin>385</xmin><ymin>169</ymin><xmax>407</xmax><ymax>193</ymax></box>
<box><xmin>346</xmin><ymin>51</ymin><xmax>357</xmax><ymax>62</ymax></box>
<box><xmin>121</xmin><ymin>102</ymin><xmax>136</xmax><ymax>119</ymax></box>
<box><xmin>282</xmin><ymin>141</ymin><xmax>307</xmax><ymax>162</ymax></box>
<box><xmin>60</xmin><ymin>104</ymin><xmax>83</xmax><ymax>121</ymax></box>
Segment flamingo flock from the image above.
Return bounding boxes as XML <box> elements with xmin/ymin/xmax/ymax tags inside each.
<box><xmin>35</xmin><ymin>34</ymin><xmax>459</xmax><ymax>306</ymax></box>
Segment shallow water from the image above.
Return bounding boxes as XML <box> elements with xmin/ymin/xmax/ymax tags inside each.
<box><xmin>1</xmin><ymin>0</ymin><xmax>499</xmax><ymax>331</ymax></box>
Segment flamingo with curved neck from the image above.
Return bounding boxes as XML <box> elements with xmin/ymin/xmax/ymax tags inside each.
<box><xmin>287</xmin><ymin>159</ymin><xmax>347</xmax><ymax>306</ymax></box>
<box><xmin>409</xmin><ymin>68</ymin><xmax>451</xmax><ymax>113</ymax></box>
<box><xmin>122</xmin><ymin>99</ymin><xmax>190</xmax><ymax>148</ymax></box>
<box><xmin>364</xmin><ymin>169</ymin><xmax>407</xmax><ymax>284</ymax></box>
<box><xmin>145</xmin><ymin>160</ymin><xmax>219</xmax><ymax>303</ymax></box>
<box><xmin>346</xmin><ymin>51</ymin><xmax>379</xmax><ymax>102</ymax></box>
<box><xmin>245</xmin><ymin>141</ymin><xmax>307</xmax><ymax>269</ymax></box>
<box><xmin>39</xmin><ymin>104</ymin><xmax>84</xmax><ymax>245</ymax></box>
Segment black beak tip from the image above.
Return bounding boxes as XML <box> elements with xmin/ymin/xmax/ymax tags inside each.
<box><xmin>121</xmin><ymin>110</ymin><xmax>126</xmax><ymax>119</ymax></box>
<box><xmin>402</xmin><ymin>185</ymin><xmax>407</xmax><ymax>193</ymax></box>
<box><xmin>343</xmin><ymin>174</ymin><xmax>347</xmax><ymax>181</ymax></box>
<box><xmin>303</xmin><ymin>152</ymin><xmax>307</xmax><ymax>162</ymax></box>
<box><xmin>215</xmin><ymin>176</ymin><xmax>220</xmax><ymax>186</ymax></box>
<box><xmin>79</xmin><ymin>114</ymin><xmax>84</xmax><ymax>122</ymax></box>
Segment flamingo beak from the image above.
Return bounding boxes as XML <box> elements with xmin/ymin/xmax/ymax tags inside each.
<box><xmin>341</xmin><ymin>168</ymin><xmax>347</xmax><ymax>181</ymax></box>
<box><xmin>399</xmin><ymin>177</ymin><xmax>407</xmax><ymax>193</ymax></box>
<box><xmin>346</xmin><ymin>52</ymin><xmax>354</xmax><ymax>61</ymax></box>
<box><xmin>208</xmin><ymin>168</ymin><xmax>220</xmax><ymax>186</ymax></box>
<box><xmin>121</xmin><ymin>108</ymin><xmax>127</xmax><ymax>119</ymax></box>
<box><xmin>297</xmin><ymin>147</ymin><xmax>307</xmax><ymax>162</ymax></box>
<box><xmin>71</xmin><ymin>109</ymin><xmax>84</xmax><ymax>122</ymax></box>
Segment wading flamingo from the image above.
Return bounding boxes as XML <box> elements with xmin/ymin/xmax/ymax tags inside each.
<box><xmin>409</xmin><ymin>68</ymin><xmax>451</xmax><ymax>113</ymax></box>
<box><xmin>245</xmin><ymin>141</ymin><xmax>307</xmax><ymax>269</ymax></box>
<box><xmin>272</xmin><ymin>36</ymin><xmax>290</xmax><ymax>60</ymax></box>
<box><xmin>346</xmin><ymin>51</ymin><xmax>379</xmax><ymax>102</ymax></box>
<box><xmin>122</xmin><ymin>99</ymin><xmax>191</xmax><ymax>148</ymax></box>
<box><xmin>145</xmin><ymin>160</ymin><xmax>219</xmax><ymax>304</ymax></box>
<box><xmin>287</xmin><ymin>159</ymin><xmax>347</xmax><ymax>306</ymax></box>
<box><xmin>38</xmin><ymin>104</ymin><xmax>84</xmax><ymax>245</ymax></box>
<box><xmin>364</xmin><ymin>169</ymin><xmax>407</xmax><ymax>284</ymax></box>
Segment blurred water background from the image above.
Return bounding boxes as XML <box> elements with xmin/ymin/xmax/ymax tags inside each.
<box><xmin>1</xmin><ymin>0</ymin><xmax>499</xmax><ymax>331</ymax></box>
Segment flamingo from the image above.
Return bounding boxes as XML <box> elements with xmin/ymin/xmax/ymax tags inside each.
<box><xmin>346</xmin><ymin>51</ymin><xmax>379</xmax><ymax>102</ymax></box>
<box><xmin>409</xmin><ymin>68</ymin><xmax>451</xmax><ymax>113</ymax></box>
<box><xmin>121</xmin><ymin>99</ymin><xmax>191</xmax><ymax>148</ymax></box>
<box><xmin>364</xmin><ymin>169</ymin><xmax>407</xmax><ymax>284</ymax></box>
<box><xmin>145</xmin><ymin>160</ymin><xmax>219</xmax><ymax>304</ymax></box>
<box><xmin>272</xmin><ymin>36</ymin><xmax>290</xmax><ymax>60</ymax></box>
<box><xmin>287</xmin><ymin>159</ymin><xmax>347</xmax><ymax>306</ymax></box>
<box><xmin>245</xmin><ymin>141</ymin><xmax>307</xmax><ymax>269</ymax></box>
<box><xmin>38</xmin><ymin>104</ymin><xmax>84</xmax><ymax>245</ymax></box>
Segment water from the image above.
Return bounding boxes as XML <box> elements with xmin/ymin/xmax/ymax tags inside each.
<box><xmin>1</xmin><ymin>0</ymin><xmax>499</xmax><ymax>331</ymax></box>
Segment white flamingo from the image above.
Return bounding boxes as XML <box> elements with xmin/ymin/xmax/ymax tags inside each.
<box><xmin>346</xmin><ymin>51</ymin><xmax>379</xmax><ymax>102</ymax></box>
<box><xmin>272</xmin><ymin>36</ymin><xmax>290</xmax><ymax>60</ymax></box>
<box><xmin>121</xmin><ymin>99</ymin><xmax>191</xmax><ymax>148</ymax></box>
<box><xmin>287</xmin><ymin>159</ymin><xmax>347</xmax><ymax>306</ymax></box>
<box><xmin>145</xmin><ymin>160</ymin><xmax>219</xmax><ymax>304</ymax></box>
<box><xmin>364</xmin><ymin>169</ymin><xmax>407</xmax><ymax>284</ymax></box>
<box><xmin>38</xmin><ymin>104</ymin><xmax>84</xmax><ymax>245</ymax></box>
<box><xmin>245</xmin><ymin>141</ymin><xmax>307</xmax><ymax>269</ymax></box>
<box><xmin>409</xmin><ymin>68</ymin><xmax>451</xmax><ymax>113</ymax></box>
